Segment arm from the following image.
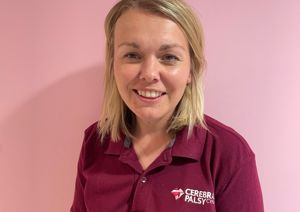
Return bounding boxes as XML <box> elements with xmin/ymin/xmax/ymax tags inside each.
<box><xmin>215</xmin><ymin>156</ymin><xmax>264</xmax><ymax>212</ymax></box>
<box><xmin>70</xmin><ymin>135</ymin><xmax>87</xmax><ymax>212</ymax></box>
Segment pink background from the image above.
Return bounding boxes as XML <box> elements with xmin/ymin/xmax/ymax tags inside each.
<box><xmin>1</xmin><ymin>0</ymin><xmax>299</xmax><ymax>211</ymax></box>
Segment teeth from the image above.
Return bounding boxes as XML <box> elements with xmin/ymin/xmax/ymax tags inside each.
<box><xmin>137</xmin><ymin>90</ymin><xmax>163</xmax><ymax>98</ymax></box>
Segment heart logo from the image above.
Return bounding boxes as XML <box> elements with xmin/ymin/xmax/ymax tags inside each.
<box><xmin>171</xmin><ymin>188</ymin><xmax>184</xmax><ymax>200</ymax></box>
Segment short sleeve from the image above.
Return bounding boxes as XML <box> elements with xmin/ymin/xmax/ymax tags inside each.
<box><xmin>215</xmin><ymin>155</ymin><xmax>264</xmax><ymax>212</ymax></box>
<box><xmin>70</xmin><ymin>129</ymin><xmax>90</xmax><ymax>212</ymax></box>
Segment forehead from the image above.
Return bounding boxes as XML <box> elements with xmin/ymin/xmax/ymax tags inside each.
<box><xmin>114</xmin><ymin>9</ymin><xmax>188</xmax><ymax>47</ymax></box>
<box><xmin>115</xmin><ymin>9</ymin><xmax>176</xmax><ymax>31</ymax></box>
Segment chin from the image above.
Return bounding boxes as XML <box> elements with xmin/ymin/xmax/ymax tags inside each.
<box><xmin>135</xmin><ymin>109</ymin><xmax>170</xmax><ymax>124</ymax></box>
<box><xmin>138</xmin><ymin>113</ymin><xmax>162</xmax><ymax>122</ymax></box>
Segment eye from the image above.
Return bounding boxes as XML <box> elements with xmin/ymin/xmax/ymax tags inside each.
<box><xmin>161</xmin><ymin>54</ymin><xmax>180</xmax><ymax>63</ymax></box>
<box><xmin>123</xmin><ymin>52</ymin><xmax>141</xmax><ymax>60</ymax></box>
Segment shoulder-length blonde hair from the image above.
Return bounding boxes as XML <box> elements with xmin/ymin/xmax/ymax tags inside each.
<box><xmin>98</xmin><ymin>0</ymin><xmax>206</xmax><ymax>141</ymax></box>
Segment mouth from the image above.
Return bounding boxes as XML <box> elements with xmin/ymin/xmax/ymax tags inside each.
<box><xmin>133</xmin><ymin>89</ymin><xmax>166</xmax><ymax>98</ymax></box>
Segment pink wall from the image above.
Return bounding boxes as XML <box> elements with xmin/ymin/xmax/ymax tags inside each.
<box><xmin>0</xmin><ymin>0</ymin><xmax>299</xmax><ymax>211</ymax></box>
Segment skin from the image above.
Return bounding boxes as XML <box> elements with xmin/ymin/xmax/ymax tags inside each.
<box><xmin>113</xmin><ymin>9</ymin><xmax>191</xmax><ymax>169</ymax></box>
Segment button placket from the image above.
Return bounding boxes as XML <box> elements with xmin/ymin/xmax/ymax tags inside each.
<box><xmin>130</xmin><ymin>173</ymin><xmax>151</xmax><ymax>211</ymax></box>
<box><xmin>141</xmin><ymin>176</ymin><xmax>147</xmax><ymax>183</ymax></box>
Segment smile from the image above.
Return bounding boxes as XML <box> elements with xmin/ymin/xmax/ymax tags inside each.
<box><xmin>134</xmin><ymin>90</ymin><xmax>166</xmax><ymax>98</ymax></box>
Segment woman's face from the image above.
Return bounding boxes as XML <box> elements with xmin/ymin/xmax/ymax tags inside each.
<box><xmin>113</xmin><ymin>9</ymin><xmax>191</xmax><ymax>128</ymax></box>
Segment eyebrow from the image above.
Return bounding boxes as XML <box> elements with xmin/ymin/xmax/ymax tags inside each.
<box><xmin>117</xmin><ymin>42</ymin><xmax>140</xmax><ymax>49</ymax></box>
<box><xmin>159</xmin><ymin>44</ymin><xmax>186</xmax><ymax>51</ymax></box>
<box><xmin>117</xmin><ymin>42</ymin><xmax>186</xmax><ymax>51</ymax></box>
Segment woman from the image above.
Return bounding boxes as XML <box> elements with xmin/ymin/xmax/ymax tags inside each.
<box><xmin>71</xmin><ymin>0</ymin><xmax>264</xmax><ymax>211</ymax></box>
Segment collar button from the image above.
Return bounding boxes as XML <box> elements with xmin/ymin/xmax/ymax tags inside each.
<box><xmin>141</xmin><ymin>176</ymin><xmax>147</xmax><ymax>183</ymax></box>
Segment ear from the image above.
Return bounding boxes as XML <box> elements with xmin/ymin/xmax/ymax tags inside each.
<box><xmin>187</xmin><ymin>72</ymin><xmax>192</xmax><ymax>84</ymax></box>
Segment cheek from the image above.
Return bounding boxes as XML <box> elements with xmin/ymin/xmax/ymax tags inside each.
<box><xmin>113</xmin><ymin>64</ymin><xmax>136</xmax><ymax>96</ymax></box>
<box><xmin>167</xmin><ymin>67</ymin><xmax>191</xmax><ymax>89</ymax></box>
<box><xmin>115</xmin><ymin>62</ymin><xmax>139</xmax><ymax>83</ymax></box>
<box><xmin>113</xmin><ymin>65</ymin><xmax>126</xmax><ymax>96</ymax></box>
<box><xmin>113</xmin><ymin>62</ymin><xmax>126</xmax><ymax>86</ymax></box>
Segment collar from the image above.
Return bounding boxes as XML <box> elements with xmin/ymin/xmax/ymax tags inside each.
<box><xmin>171</xmin><ymin>126</ymin><xmax>207</xmax><ymax>161</ymax></box>
<box><xmin>104</xmin><ymin>126</ymin><xmax>207</xmax><ymax>161</ymax></box>
<box><xmin>104</xmin><ymin>134</ymin><xmax>126</xmax><ymax>155</ymax></box>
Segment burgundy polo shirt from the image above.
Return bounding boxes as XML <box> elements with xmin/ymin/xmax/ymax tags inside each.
<box><xmin>70</xmin><ymin>115</ymin><xmax>264</xmax><ymax>212</ymax></box>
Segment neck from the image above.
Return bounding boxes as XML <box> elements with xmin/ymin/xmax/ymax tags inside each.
<box><xmin>134</xmin><ymin>117</ymin><xmax>170</xmax><ymax>141</ymax></box>
<box><xmin>131</xmin><ymin>118</ymin><xmax>171</xmax><ymax>169</ymax></box>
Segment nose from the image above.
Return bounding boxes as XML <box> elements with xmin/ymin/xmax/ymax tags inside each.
<box><xmin>139</xmin><ymin>56</ymin><xmax>160</xmax><ymax>82</ymax></box>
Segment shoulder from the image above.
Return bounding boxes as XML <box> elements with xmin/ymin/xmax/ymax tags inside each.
<box><xmin>82</xmin><ymin>121</ymin><xmax>101</xmax><ymax>148</ymax></box>
<box><xmin>84</xmin><ymin>121</ymin><xmax>99</xmax><ymax>138</ymax></box>
<box><xmin>203</xmin><ymin>114</ymin><xmax>254</xmax><ymax>159</ymax></box>
<box><xmin>199</xmin><ymin>115</ymin><xmax>256</xmax><ymax>193</ymax></box>
<box><xmin>79</xmin><ymin>121</ymin><xmax>108</xmax><ymax>165</ymax></box>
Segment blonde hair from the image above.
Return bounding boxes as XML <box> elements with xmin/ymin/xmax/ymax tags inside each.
<box><xmin>98</xmin><ymin>0</ymin><xmax>206</xmax><ymax>141</ymax></box>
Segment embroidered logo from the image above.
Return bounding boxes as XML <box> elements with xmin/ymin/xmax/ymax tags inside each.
<box><xmin>171</xmin><ymin>188</ymin><xmax>184</xmax><ymax>200</ymax></box>
<box><xmin>171</xmin><ymin>188</ymin><xmax>215</xmax><ymax>205</ymax></box>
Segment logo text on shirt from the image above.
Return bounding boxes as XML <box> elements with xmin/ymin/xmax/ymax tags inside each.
<box><xmin>171</xmin><ymin>188</ymin><xmax>215</xmax><ymax>205</ymax></box>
